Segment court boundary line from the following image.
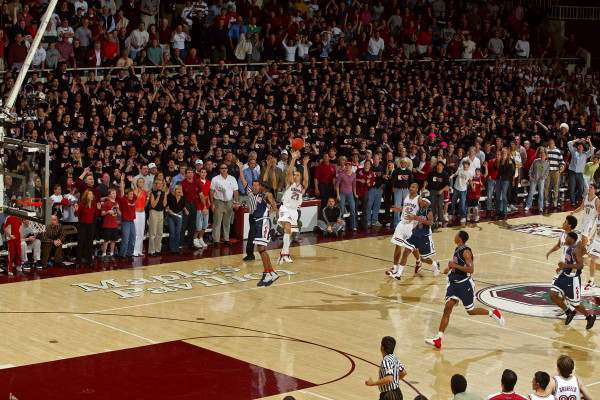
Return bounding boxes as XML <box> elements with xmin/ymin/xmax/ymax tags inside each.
<box><xmin>88</xmin><ymin>242</ymin><xmax>551</xmax><ymax>314</ymax></box>
<box><xmin>298</xmin><ymin>389</ymin><xmax>336</xmax><ymax>400</ymax></box>
<box><xmin>315</xmin><ymin>281</ymin><xmax>600</xmax><ymax>354</ymax></box>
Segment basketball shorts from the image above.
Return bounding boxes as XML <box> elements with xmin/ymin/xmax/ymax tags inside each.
<box><xmin>277</xmin><ymin>205</ymin><xmax>299</xmax><ymax>233</ymax></box>
<box><xmin>390</xmin><ymin>222</ymin><xmax>414</xmax><ymax>246</ymax></box>
<box><xmin>445</xmin><ymin>277</ymin><xmax>476</xmax><ymax>311</ymax></box>
<box><xmin>102</xmin><ymin>227</ymin><xmax>118</xmax><ymax>241</ymax></box>
<box><xmin>467</xmin><ymin>198</ymin><xmax>480</xmax><ymax>208</ymax></box>
<box><xmin>588</xmin><ymin>237</ymin><xmax>600</xmax><ymax>257</ymax></box>
<box><xmin>196</xmin><ymin>209</ymin><xmax>209</xmax><ymax>231</ymax></box>
<box><xmin>551</xmin><ymin>274</ymin><xmax>582</xmax><ymax>306</ymax></box>
<box><xmin>405</xmin><ymin>235</ymin><xmax>436</xmax><ymax>258</ymax></box>
<box><xmin>579</xmin><ymin>218</ymin><xmax>595</xmax><ymax>238</ymax></box>
<box><xmin>254</xmin><ymin>217</ymin><xmax>272</xmax><ymax>247</ymax></box>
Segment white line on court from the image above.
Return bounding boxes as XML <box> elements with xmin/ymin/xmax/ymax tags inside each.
<box><xmin>315</xmin><ymin>281</ymin><xmax>600</xmax><ymax>354</ymax></box>
<box><xmin>588</xmin><ymin>380</ymin><xmax>600</xmax><ymax>387</ymax></box>
<box><xmin>89</xmin><ymin>242</ymin><xmax>550</xmax><ymax>314</ymax></box>
<box><xmin>298</xmin><ymin>389</ymin><xmax>336</xmax><ymax>400</ymax></box>
<box><xmin>74</xmin><ymin>314</ymin><xmax>156</xmax><ymax>344</ymax></box>
<box><xmin>0</xmin><ymin>364</ymin><xmax>15</xmax><ymax>369</ymax></box>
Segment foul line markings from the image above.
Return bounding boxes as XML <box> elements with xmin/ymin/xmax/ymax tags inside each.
<box><xmin>74</xmin><ymin>314</ymin><xmax>156</xmax><ymax>344</ymax></box>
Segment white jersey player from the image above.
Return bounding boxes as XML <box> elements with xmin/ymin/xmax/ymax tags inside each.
<box><xmin>528</xmin><ymin>371</ymin><xmax>555</xmax><ymax>400</ymax></box>
<box><xmin>570</xmin><ymin>183</ymin><xmax>599</xmax><ymax>251</ymax></box>
<box><xmin>584</xmin><ymin>212</ymin><xmax>600</xmax><ymax>290</ymax></box>
<box><xmin>386</xmin><ymin>183</ymin><xmax>420</xmax><ymax>279</ymax></box>
<box><xmin>547</xmin><ymin>355</ymin><xmax>596</xmax><ymax>400</ymax></box>
<box><xmin>277</xmin><ymin>150</ymin><xmax>309</xmax><ymax>265</ymax></box>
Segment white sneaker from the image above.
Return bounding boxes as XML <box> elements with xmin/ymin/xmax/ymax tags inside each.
<box><xmin>391</xmin><ymin>265</ymin><xmax>405</xmax><ymax>281</ymax></box>
<box><xmin>385</xmin><ymin>266</ymin><xmax>397</xmax><ymax>276</ymax></box>
<box><xmin>460</xmin><ymin>218</ymin><xmax>466</xmax><ymax>224</ymax></box>
<box><xmin>199</xmin><ymin>238</ymin><xmax>208</xmax><ymax>248</ymax></box>
<box><xmin>277</xmin><ymin>253</ymin><xmax>284</xmax><ymax>265</ymax></box>
<box><xmin>283</xmin><ymin>255</ymin><xmax>293</xmax><ymax>263</ymax></box>
<box><xmin>524</xmin><ymin>206</ymin><xmax>530</xmax><ymax>211</ymax></box>
<box><xmin>474</xmin><ymin>216</ymin><xmax>480</xmax><ymax>223</ymax></box>
<box><xmin>467</xmin><ymin>214</ymin><xmax>472</xmax><ymax>220</ymax></box>
<box><xmin>433</xmin><ymin>261</ymin><xmax>440</xmax><ymax>276</ymax></box>
<box><xmin>265</xmin><ymin>271</ymin><xmax>280</xmax><ymax>287</ymax></box>
<box><xmin>193</xmin><ymin>239</ymin><xmax>201</xmax><ymax>248</ymax></box>
<box><xmin>443</xmin><ymin>214</ymin><xmax>449</xmax><ymax>222</ymax></box>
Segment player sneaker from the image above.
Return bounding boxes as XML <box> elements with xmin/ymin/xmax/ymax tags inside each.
<box><xmin>257</xmin><ymin>273</ymin><xmax>268</xmax><ymax>287</ymax></box>
<box><xmin>564</xmin><ymin>308</ymin><xmax>577</xmax><ymax>325</ymax></box>
<box><xmin>433</xmin><ymin>261</ymin><xmax>440</xmax><ymax>276</ymax></box>
<box><xmin>425</xmin><ymin>337</ymin><xmax>442</xmax><ymax>348</ymax></box>
<box><xmin>490</xmin><ymin>309</ymin><xmax>505</xmax><ymax>327</ymax></box>
<box><xmin>282</xmin><ymin>255</ymin><xmax>293</xmax><ymax>263</ymax></box>
<box><xmin>414</xmin><ymin>262</ymin><xmax>423</xmax><ymax>274</ymax></box>
<box><xmin>586</xmin><ymin>314</ymin><xmax>596</xmax><ymax>330</ymax></box>
<box><xmin>277</xmin><ymin>253</ymin><xmax>284</xmax><ymax>265</ymax></box>
<box><xmin>584</xmin><ymin>280</ymin><xmax>595</xmax><ymax>290</ymax></box>
<box><xmin>385</xmin><ymin>266</ymin><xmax>397</xmax><ymax>276</ymax></box>
<box><xmin>264</xmin><ymin>272</ymin><xmax>280</xmax><ymax>287</ymax></box>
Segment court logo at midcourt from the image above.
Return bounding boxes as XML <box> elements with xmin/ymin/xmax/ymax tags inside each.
<box><xmin>499</xmin><ymin>223</ymin><xmax>563</xmax><ymax>238</ymax></box>
<box><xmin>477</xmin><ymin>283</ymin><xmax>600</xmax><ymax>319</ymax></box>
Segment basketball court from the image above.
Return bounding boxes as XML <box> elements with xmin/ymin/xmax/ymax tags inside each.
<box><xmin>0</xmin><ymin>210</ymin><xmax>599</xmax><ymax>399</ymax></box>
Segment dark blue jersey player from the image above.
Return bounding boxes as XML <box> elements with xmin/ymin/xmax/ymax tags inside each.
<box><xmin>251</xmin><ymin>180</ymin><xmax>280</xmax><ymax>287</ymax></box>
<box><xmin>550</xmin><ymin>231</ymin><xmax>596</xmax><ymax>329</ymax></box>
<box><xmin>425</xmin><ymin>230</ymin><xmax>505</xmax><ymax>349</ymax></box>
<box><xmin>393</xmin><ymin>195</ymin><xmax>441</xmax><ymax>280</ymax></box>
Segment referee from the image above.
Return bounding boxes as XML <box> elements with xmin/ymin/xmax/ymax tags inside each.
<box><xmin>238</xmin><ymin>161</ymin><xmax>260</xmax><ymax>261</ymax></box>
<box><xmin>365</xmin><ymin>336</ymin><xmax>407</xmax><ymax>400</ymax></box>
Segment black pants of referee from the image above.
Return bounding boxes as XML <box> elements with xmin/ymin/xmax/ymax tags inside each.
<box><xmin>380</xmin><ymin>388</ymin><xmax>403</xmax><ymax>400</ymax></box>
<box><xmin>246</xmin><ymin>214</ymin><xmax>256</xmax><ymax>257</ymax></box>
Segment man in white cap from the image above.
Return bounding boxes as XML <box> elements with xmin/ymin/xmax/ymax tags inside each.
<box><xmin>194</xmin><ymin>159</ymin><xmax>204</xmax><ymax>178</ymax></box>
<box><xmin>277</xmin><ymin>150</ymin><xmax>289</xmax><ymax>170</ymax></box>
<box><xmin>148</xmin><ymin>162</ymin><xmax>158</xmax><ymax>180</ymax></box>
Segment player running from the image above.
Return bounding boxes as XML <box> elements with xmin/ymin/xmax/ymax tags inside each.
<box><xmin>391</xmin><ymin>194</ymin><xmax>440</xmax><ymax>280</ymax></box>
<box><xmin>570</xmin><ymin>182</ymin><xmax>599</xmax><ymax>252</ymax></box>
<box><xmin>549</xmin><ymin>231</ymin><xmax>596</xmax><ymax>329</ymax></box>
<box><xmin>425</xmin><ymin>231</ymin><xmax>505</xmax><ymax>349</ymax></box>
<box><xmin>253</xmin><ymin>181</ymin><xmax>280</xmax><ymax>287</ymax></box>
<box><xmin>387</xmin><ymin>183</ymin><xmax>420</xmax><ymax>280</ymax></box>
<box><xmin>277</xmin><ymin>150</ymin><xmax>309</xmax><ymax>265</ymax></box>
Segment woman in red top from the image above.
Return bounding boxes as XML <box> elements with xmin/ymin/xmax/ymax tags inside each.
<box><xmin>356</xmin><ymin>160</ymin><xmax>375</xmax><ymax>230</ymax></box>
<box><xmin>74</xmin><ymin>189</ymin><xmax>101</xmax><ymax>267</ymax></box>
<box><xmin>414</xmin><ymin>151</ymin><xmax>432</xmax><ymax>190</ymax></box>
<box><xmin>485</xmin><ymin>150</ymin><xmax>501</xmax><ymax>214</ymax></box>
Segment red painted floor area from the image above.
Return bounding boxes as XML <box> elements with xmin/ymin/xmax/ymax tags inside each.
<box><xmin>0</xmin><ymin>340</ymin><xmax>316</xmax><ymax>400</ymax></box>
<box><xmin>0</xmin><ymin>203</ymin><xmax>576</xmax><ymax>285</ymax></box>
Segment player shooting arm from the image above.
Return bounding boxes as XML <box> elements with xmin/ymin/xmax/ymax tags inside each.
<box><xmin>287</xmin><ymin>152</ymin><xmax>297</xmax><ymax>185</ymax></box>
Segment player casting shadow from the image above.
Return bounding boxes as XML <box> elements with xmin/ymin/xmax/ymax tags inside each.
<box><xmin>551</xmin><ymin>324</ymin><xmax>594</xmax><ymax>364</ymax></box>
<box><xmin>427</xmin><ymin>350</ymin><xmax>504</xmax><ymax>397</ymax></box>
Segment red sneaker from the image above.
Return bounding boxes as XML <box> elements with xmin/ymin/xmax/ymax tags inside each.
<box><xmin>425</xmin><ymin>337</ymin><xmax>442</xmax><ymax>348</ymax></box>
<box><xmin>385</xmin><ymin>266</ymin><xmax>396</xmax><ymax>276</ymax></box>
<box><xmin>584</xmin><ymin>280</ymin><xmax>595</xmax><ymax>290</ymax></box>
<box><xmin>491</xmin><ymin>308</ymin><xmax>505</xmax><ymax>326</ymax></box>
<box><xmin>415</xmin><ymin>262</ymin><xmax>423</xmax><ymax>273</ymax></box>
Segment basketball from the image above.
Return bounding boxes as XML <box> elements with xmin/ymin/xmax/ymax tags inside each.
<box><xmin>292</xmin><ymin>138</ymin><xmax>304</xmax><ymax>150</ymax></box>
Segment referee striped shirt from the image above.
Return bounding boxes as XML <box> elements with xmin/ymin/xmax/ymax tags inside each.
<box><xmin>246</xmin><ymin>184</ymin><xmax>258</xmax><ymax>214</ymax></box>
<box><xmin>379</xmin><ymin>354</ymin><xmax>404</xmax><ymax>393</ymax></box>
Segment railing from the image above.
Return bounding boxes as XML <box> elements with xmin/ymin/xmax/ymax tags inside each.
<box><xmin>550</xmin><ymin>5</ymin><xmax>600</xmax><ymax>20</ymax></box>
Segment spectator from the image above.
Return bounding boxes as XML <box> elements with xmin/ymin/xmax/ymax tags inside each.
<box><xmin>544</xmin><ymin>138</ymin><xmax>565</xmax><ymax>209</ymax></box>
<box><xmin>148</xmin><ymin>179</ymin><xmax>168</xmax><ymax>256</ymax></box>
<box><xmin>194</xmin><ymin>168</ymin><xmax>211</xmax><ymax>249</ymax></box>
<box><xmin>210</xmin><ymin>163</ymin><xmax>239</xmax><ymax>246</ymax></box>
<box><xmin>450</xmin><ymin>160</ymin><xmax>473</xmax><ymax>225</ymax></box>
<box><xmin>40</xmin><ymin>215</ymin><xmax>66</xmax><ymax>268</ymax></box>
<box><xmin>367</xmin><ymin>31</ymin><xmax>385</xmax><ymax>61</ymax></box>
<box><xmin>74</xmin><ymin>189</ymin><xmax>100</xmax><ymax>268</ymax></box>
<box><xmin>391</xmin><ymin>158</ymin><xmax>412</xmax><ymax>226</ymax></box>
<box><xmin>487</xmin><ymin>369</ymin><xmax>527</xmax><ymax>400</ymax></box>
<box><xmin>451</xmin><ymin>374</ymin><xmax>483</xmax><ymax>400</ymax></box>
<box><xmin>495</xmin><ymin>148</ymin><xmax>516</xmax><ymax>220</ymax></box>
<box><xmin>567</xmin><ymin>138</ymin><xmax>595</xmax><ymax>206</ymax></box>
<box><xmin>526</xmin><ymin>147</ymin><xmax>550</xmax><ymax>213</ymax></box>
<box><xmin>425</xmin><ymin>161</ymin><xmax>450</xmax><ymax>227</ymax></box>
<box><xmin>180</xmin><ymin>167</ymin><xmax>206</xmax><ymax>248</ymax></box>
<box><xmin>7</xmin><ymin>33</ymin><xmax>27</xmax><ymax>69</ymax></box>
<box><xmin>336</xmin><ymin>162</ymin><xmax>357</xmax><ymax>231</ymax></box>
<box><xmin>488</xmin><ymin>30</ymin><xmax>503</xmax><ymax>58</ymax></box>
<box><xmin>20</xmin><ymin>219</ymin><xmax>42</xmax><ymax>270</ymax></box>
<box><xmin>100</xmin><ymin>188</ymin><xmax>120</xmax><ymax>262</ymax></box>
<box><xmin>261</xmin><ymin>155</ymin><xmax>284</xmax><ymax>198</ymax></box>
<box><xmin>317</xmin><ymin>197</ymin><xmax>344</xmax><ymax>236</ymax></box>
<box><xmin>515</xmin><ymin>34</ymin><xmax>530</xmax><ymax>58</ymax></box>
<box><xmin>131</xmin><ymin>176</ymin><xmax>148</xmax><ymax>257</ymax></box>
<box><xmin>366</xmin><ymin>153</ymin><xmax>384</xmax><ymax>227</ymax></box>
<box><xmin>414</xmin><ymin>152</ymin><xmax>432</xmax><ymax>189</ymax></box>
<box><xmin>117</xmin><ymin>174</ymin><xmax>137</xmax><ymax>262</ymax></box>
<box><xmin>166</xmin><ymin>184</ymin><xmax>186</xmax><ymax>253</ymax></box>
<box><xmin>356</xmin><ymin>160</ymin><xmax>374</xmax><ymax>230</ymax></box>
<box><xmin>314</xmin><ymin>154</ymin><xmax>337</xmax><ymax>212</ymax></box>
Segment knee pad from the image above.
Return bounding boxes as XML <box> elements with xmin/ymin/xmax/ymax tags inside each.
<box><xmin>258</xmin><ymin>249</ymin><xmax>266</xmax><ymax>254</ymax></box>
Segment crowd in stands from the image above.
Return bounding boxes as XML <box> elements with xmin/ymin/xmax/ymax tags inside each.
<box><xmin>0</xmin><ymin>0</ymin><xmax>598</xmax><ymax>271</ymax></box>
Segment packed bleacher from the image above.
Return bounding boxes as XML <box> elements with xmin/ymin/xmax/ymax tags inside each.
<box><xmin>0</xmin><ymin>0</ymin><xmax>598</xmax><ymax>273</ymax></box>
